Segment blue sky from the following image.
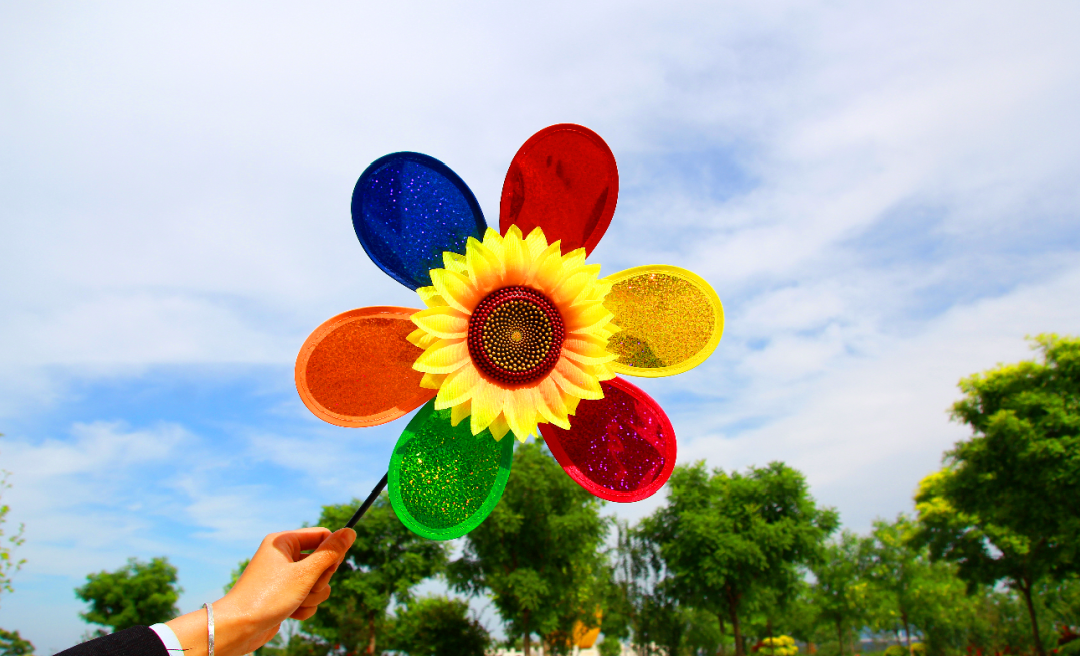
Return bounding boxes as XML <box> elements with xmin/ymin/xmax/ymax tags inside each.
<box><xmin>3</xmin><ymin>1</ymin><xmax>1080</xmax><ymax>651</ymax></box>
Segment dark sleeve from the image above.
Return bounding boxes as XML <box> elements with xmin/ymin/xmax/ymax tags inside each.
<box><xmin>55</xmin><ymin>627</ymin><xmax>170</xmax><ymax>656</ymax></box>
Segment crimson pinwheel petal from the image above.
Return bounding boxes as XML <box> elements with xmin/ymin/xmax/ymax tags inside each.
<box><xmin>539</xmin><ymin>377</ymin><xmax>676</xmax><ymax>502</ymax></box>
<box><xmin>296</xmin><ymin>307</ymin><xmax>436</xmax><ymax>427</ymax></box>
<box><xmin>499</xmin><ymin>124</ymin><xmax>618</xmax><ymax>256</ymax></box>
<box><xmin>352</xmin><ymin>152</ymin><xmax>487</xmax><ymax>290</ymax></box>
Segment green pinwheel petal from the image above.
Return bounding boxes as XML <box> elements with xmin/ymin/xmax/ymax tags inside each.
<box><xmin>388</xmin><ymin>399</ymin><xmax>514</xmax><ymax>540</ymax></box>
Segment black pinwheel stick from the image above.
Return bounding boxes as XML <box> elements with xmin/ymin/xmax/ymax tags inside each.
<box><xmin>344</xmin><ymin>471</ymin><xmax>389</xmax><ymax>529</ymax></box>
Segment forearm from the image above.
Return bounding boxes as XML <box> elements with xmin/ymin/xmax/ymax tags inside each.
<box><xmin>165</xmin><ymin>599</ymin><xmax>268</xmax><ymax>656</ymax></box>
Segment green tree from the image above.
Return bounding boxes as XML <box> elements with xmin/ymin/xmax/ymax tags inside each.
<box><xmin>811</xmin><ymin>531</ymin><xmax>870</xmax><ymax>656</ymax></box>
<box><xmin>448</xmin><ymin>439</ymin><xmax>608</xmax><ymax>656</ymax></box>
<box><xmin>0</xmin><ymin>452</ymin><xmax>27</xmax><ymax>604</ymax></box>
<box><xmin>386</xmin><ymin>595</ymin><xmax>489</xmax><ymax>656</ymax></box>
<box><xmin>305</xmin><ymin>493</ymin><xmax>448</xmax><ymax>656</ymax></box>
<box><xmin>863</xmin><ymin>516</ymin><xmax>971</xmax><ymax>656</ymax></box>
<box><xmin>0</xmin><ymin>629</ymin><xmax>34</xmax><ymax>656</ymax></box>
<box><xmin>915</xmin><ymin>335</ymin><xmax>1080</xmax><ymax>656</ymax></box>
<box><xmin>639</xmin><ymin>461</ymin><xmax>838</xmax><ymax>656</ymax></box>
<box><xmin>75</xmin><ymin>557</ymin><xmax>181</xmax><ymax>632</ymax></box>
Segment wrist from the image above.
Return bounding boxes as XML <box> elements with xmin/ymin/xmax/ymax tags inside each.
<box><xmin>165</xmin><ymin>598</ymin><xmax>260</xmax><ymax>656</ymax></box>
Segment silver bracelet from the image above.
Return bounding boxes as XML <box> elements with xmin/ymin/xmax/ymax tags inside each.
<box><xmin>203</xmin><ymin>602</ymin><xmax>215</xmax><ymax>656</ymax></box>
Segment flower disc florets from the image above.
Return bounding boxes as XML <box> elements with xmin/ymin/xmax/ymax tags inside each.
<box><xmin>406</xmin><ymin>225</ymin><xmax>619</xmax><ymax>442</ymax></box>
<box><xmin>468</xmin><ymin>286</ymin><xmax>566</xmax><ymax>385</ymax></box>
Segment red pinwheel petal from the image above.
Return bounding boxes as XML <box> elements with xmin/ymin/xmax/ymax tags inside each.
<box><xmin>296</xmin><ymin>307</ymin><xmax>436</xmax><ymax>427</ymax></box>
<box><xmin>499</xmin><ymin>124</ymin><xmax>618</xmax><ymax>256</ymax></box>
<box><xmin>539</xmin><ymin>377</ymin><xmax>676</xmax><ymax>502</ymax></box>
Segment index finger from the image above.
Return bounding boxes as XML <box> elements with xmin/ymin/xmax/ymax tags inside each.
<box><xmin>283</xmin><ymin>527</ymin><xmax>334</xmax><ymax>552</ymax></box>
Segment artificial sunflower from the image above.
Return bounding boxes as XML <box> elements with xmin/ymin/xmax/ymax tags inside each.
<box><xmin>296</xmin><ymin>124</ymin><xmax>724</xmax><ymax>540</ymax></box>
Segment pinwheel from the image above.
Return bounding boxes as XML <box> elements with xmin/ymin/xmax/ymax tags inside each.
<box><xmin>295</xmin><ymin>124</ymin><xmax>724</xmax><ymax>540</ymax></box>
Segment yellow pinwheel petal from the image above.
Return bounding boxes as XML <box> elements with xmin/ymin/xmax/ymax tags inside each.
<box><xmin>603</xmin><ymin>264</ymin><xmax>725</xmax><ymax>378</ymax></box>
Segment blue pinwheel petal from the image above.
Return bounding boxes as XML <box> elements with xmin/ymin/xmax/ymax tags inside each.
<box><xmin>352</xmin><ymin>152</ymin><xmax>487</xmax><ymax>290</ymax></box>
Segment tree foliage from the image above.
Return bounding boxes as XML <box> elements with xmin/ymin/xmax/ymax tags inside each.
<box><xmin>386</xmin><ymin>595</ymin><xmax>489</xmax><ymax>656</ymax></box>
<box><xmin>304</xmin><ymin>493</ymin><xmax>448</xmax><ymax>656</ymax></box>
<box><xmin>812</xmin><ymin>531</ymin><xmax>869</xmax><ymax>656</ymax></box>
<box><xmin>0</xmin><ymin>629</ymin><xmax>34</xmax><ymax>656</ymax></box>
<box><xmin>915</xmin><ymin>334</ymin><xmax>1080</xmax><ymax>656</ymax></box>
<box><xmin>638</xmin><ymin>461</ymin><xmax>838</xmax><ymax>656</ymax></box>
<box><xmin>448</xmin><ymin>439</ymin><xmax>608</xmax><ymax>656</ymax></box>
<box><xmin>75</xmin><ymin>557</ymin><xmax>181</xmax><ymax>632</ymax></box>
<box><xmin>0</xmin><ymin>456</ymin><xmax>26</xmax><ymax>604</ymax></box>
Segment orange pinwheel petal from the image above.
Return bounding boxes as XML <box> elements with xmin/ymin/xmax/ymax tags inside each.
<box><xmin>296</xmin><ymin>307</ymin><xmax>436</xmax><ymax>428</ymax></box>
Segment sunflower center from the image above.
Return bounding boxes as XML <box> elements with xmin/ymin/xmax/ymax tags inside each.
<box><xmin>468</xmin><ymin>286</ymin><xmax>565</xmax><ymax>385</ymax></box>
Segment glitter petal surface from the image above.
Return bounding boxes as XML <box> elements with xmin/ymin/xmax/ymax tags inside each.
<box><xmin>499</xmin><ymin>124</ymin><xmax>618</xmax><ymax>256</ymax></box>
<box><xmin>389</xmin><ymin>399</ymin><xmax>514</xmax><ymax>540</ymax></box>
<box><xmin>296</xmin><ymin>307</ymin><xmax>436</xmax><ymax>427</ymax></box>
<box><xmin>539</xmin><ymin>377</ymin><xmax>675</xmax><ymax>502</ymax></box>
<box><xmin>602</xmin><ymin>265</ymin><xmax>724</xmax><ymax>378</ymax></box>
<box><xmin>353</xmin><ymin>152</ymin><xmax>486</xmax><ymax>290</ymax></box>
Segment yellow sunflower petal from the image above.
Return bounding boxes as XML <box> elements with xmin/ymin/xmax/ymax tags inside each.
<box><xmin>420</xmin><ymin>372</ymin><xmax>446</xmax><ymax>389</ymax></box>
<box><xmin>416</xmin><ymin>286</ymin><xmax>448</xmax><ymax>308</ymax></box>
<box><xmin>592</xmin><ymin>361</ymin><xmax>618</xmax><ymax>381</ymax></box>
<box><xmin>442</xmin><ymin>251</ymin><xmax>469</xmax><ymax>275</ymax></box>
<box><xmin>566</xmin><ymin>301</ymin><xmax>615</xmax><ymax>335</ymax></box>
<box><xmin>532</xmin><ymin>242</ymin><xmax>567</xmax><ymax>290</ymax></box>
<box><xmin>430</xmin><ymin>268</ymin><xmax>477</xmax><ymax>314</ymax></box>
<box><xmin>470</xmin><ymin>380</ymin><xmax>507</xmax><ymax>434</ymax></box>
<box><xmin>562</xmin><ymin>334</ymin><xmax>619</xmax><ymax>365</ymax></box>
<box><xmin>502</xmin><ymin>225</ymin><xmax>527</xmax><ymax>286</ymax></box>
<box><xmin>524</xmin><ymin>227</ymin><xmax>549</xmax><ymax>261</ymax></box>
<box><xmin>488</xmin><ymin>414</ymin><xmax>511</xmax><ymax>441</ymax></box>
<box><xmin>551</xmin><ymin>357</ymin><xmax>604</xmax><ymax>400</ymax></box>
<box><xmin>465</xmin><ymin>236</ymin><xmax>502</xmax><ymax>291</ymax></box>
<box><xmin>530</xmin><ymin>384</ymin><xmax>566</xmax><ymax>430</ymax></box>
<box><xmin>504</xmin><ymin>390</ymin><xmax>538</xmax><ymax>442</ymax></box>
<box><xmin>411</xmin><ymin>306</ymin><xmax>469</xmax><ymax>339</ymax></box>
<box><xmin>450</xmin><ymin>398</ymin><xmax>472</xmax><ymax>427</ymax></box>
<box><xmin>434</xmin><ymin>364</ymin><xmax>481</xmax><ymax>410</ymax></box>
<box><xmin>561</xmin><ymin>248</ymin><xmax>587</xmax><ymax>272</ymax></box>
<box><xmin>482</xmin><ymin>228</ymin><xmax>505</xmax><ymax>261</ymax></box>
<box><xmin>552</xmin><ymin>265</ymin><xmax>602</xmax><ymax>306</ymax></box>
<box><xmin>537</xmin><ymin>378</ymin><xmax>572</xmax><ymax>429</ymax></box>
<box><xmin>413</xmin><ymin>338</ymin><xmax>470</xmax><ymax>374</ymax></box>
<box><xmin>407</xmin><ymin>328</ymin><xmax>440</xmax><ymax>350</ymax></box>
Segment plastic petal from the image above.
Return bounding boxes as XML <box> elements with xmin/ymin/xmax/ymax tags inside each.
<box><xmin>352</xmin><ymin>152</ymin><xmax>486</xmax><ymax>290</ymax></box>
<box><xmin>499</xmin><ymin>124</ymin><xmax>618</xmax><ymax>256</ymax></box>
<box><xmin>295</xmin><ymin>307</ymin><xmax>436</xmax><ymax>427</ymax></box>
<box><xmin>602</xmin><ymin>265</ymin><xmax>725</xmax><ymax>377</ymax></box>
<box><xmin>539</xmin><ymin>377</ymin><xmax>675</xmax><ymax>503</ymax></box>
<box><xmin>389</xmin><ymin>400</ymin><xmax>514</xmax><ymax>540</ymax></box>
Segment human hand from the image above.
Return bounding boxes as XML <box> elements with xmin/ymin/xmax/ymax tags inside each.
<box><xmin>166</xmin><ymin>527</ymin><xmax>355</xmax><ymax>656</ymax></box>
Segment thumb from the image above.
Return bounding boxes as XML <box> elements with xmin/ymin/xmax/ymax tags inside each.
<box><xmin>300</xmin><ymin>528</ymin><xmax>355</xmax><ymax>580</ymax></box>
